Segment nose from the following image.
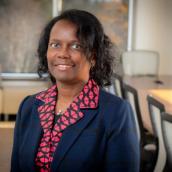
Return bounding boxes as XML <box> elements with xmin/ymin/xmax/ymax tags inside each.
<box><xmin>57</xmin><ymin>45</ymin><xmax>70</xmax><ymax>59</ymax></box>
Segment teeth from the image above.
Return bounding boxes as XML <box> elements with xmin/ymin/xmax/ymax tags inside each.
<box><xmin>57</xmin><ymin>64</ymin><xmax>72</xmax><ymax>70</ymax></box>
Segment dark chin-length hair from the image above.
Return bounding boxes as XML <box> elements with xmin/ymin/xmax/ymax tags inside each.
<box><xmin>37</xmin><ymin>9</ymin><xmax>116</xmax><ymax>87</ymax></box>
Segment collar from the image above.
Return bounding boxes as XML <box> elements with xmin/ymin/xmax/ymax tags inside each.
<box><xmin>36</xmin><ymin>79</ymin><xmax>99</xmax><ymax>109</ymax></box>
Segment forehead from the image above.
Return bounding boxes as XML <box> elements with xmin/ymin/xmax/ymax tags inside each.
<box><xmin>49</xmin><ymin>19</ymin><xmax>78</xmax><ymax>39</ymax></box>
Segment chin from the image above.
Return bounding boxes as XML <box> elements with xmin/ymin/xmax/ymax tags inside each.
<box><xmin>55</xmin><ymin>76</ymin><xmax>75</xmax><ymax>84</ymax></box>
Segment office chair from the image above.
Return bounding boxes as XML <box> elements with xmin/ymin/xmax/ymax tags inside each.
<box><xmin>122</xmin><ymin>50</ymin><xmax>159</xmax><ymax>76</ymax></box>
<box><xmin>124</xmin><ymin>84</ymin><xmax>157</xmax><ymax>171</ymax></box>
<box><xmin>111</xmin><ymin>73</ymin><xmax>124</xmax><ymax>98</ymax></box>
<box><xmin>147</xmin><ymin>95</ymin><xmax>166</xmax><ymax>172</ymax></box>
<box><xmin>161</xmin><ymin>112</ymin><xmax>172</xmax><ymax>171</ymax></box>
<box><xmin>103</xmin><ymin>74</ymin><xmax>124</xmax><ymax>98</ymax></box>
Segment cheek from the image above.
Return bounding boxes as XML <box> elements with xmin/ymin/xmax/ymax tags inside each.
<box><xmin>46</xmin><ymin>51</ymin><xmax>54</xmax><ymax>65</ymax></box>
<box><xmin>47</xmin><ymin>49</ymin><xmax>51</xmax><ymax>59</ymax></box>
<box><xmin>46</xmin><ymin>55</ymin><xmax>54</xmax><ymax>73</ymax></box>
<box><xmin>79</xmin><ymin>60</ymin><xmax>91</xmax><ymax>74</ymax></box>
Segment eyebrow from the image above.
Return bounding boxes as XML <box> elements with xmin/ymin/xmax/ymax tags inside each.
<box><xmin>49</xmin><ymin>38</ymin><xmax>81</xmax><ymax>43</ymax></box>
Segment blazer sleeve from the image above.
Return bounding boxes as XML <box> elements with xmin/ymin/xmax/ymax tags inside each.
<box><xmin>10</xmin><ymin>96</ymin><xmax>30</xmax><ymax>172</ymax></box>
<box><xmin>104</xmin><ymin>101</ymin><xmax>140</xmax><ymax>172</ymax></box>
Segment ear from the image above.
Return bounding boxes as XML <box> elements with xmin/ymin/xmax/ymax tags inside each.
<box><xmin>91</xmin><ymin>58</ymin><xmax>96</xmax><ymax>67</ymax></box>
<box><xmin>90</xmin><ymin>51</ymin><xmax>96</xmax><ymax>67</ymax></box>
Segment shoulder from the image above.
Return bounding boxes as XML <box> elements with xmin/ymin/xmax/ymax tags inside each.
<box><xmin>98</xmin><ymin>89</ymin><xmax>134</xmax><ymax>131</ymax></box>
<box><xmin>20</xmin><ymin>86</ymin><xmax>50</xmax><ymax>104</ymax></box>
<box><xmin>17</xmin><ymin>95</ymin><xmax>35</xmax><ymax>118</ymax></box>
<box><xmin>99</xmin><ymin>88</ymin><xmax>131</xmax><ymax>112</ymax></box>
<box><xmin>18</xmin><ymin>88</ymin><xmax>47</xmax><ymax>115</ymax></box>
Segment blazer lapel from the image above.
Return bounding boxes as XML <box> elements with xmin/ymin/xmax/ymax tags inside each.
<box><xmin>51</xmin><ymin>108</ymin><xmax>98</xmax><ymax>172</ymax></box>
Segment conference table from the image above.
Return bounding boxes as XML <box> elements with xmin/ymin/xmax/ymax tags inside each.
<box><xmin>123</xmin><ymin>75</ymin><xmax>172</xmax><ymax>133</ymax></box>
<box><xmin>148</xmin><ymin>89</ymin><xmax>172</xmax><ymax>111</ymax></box>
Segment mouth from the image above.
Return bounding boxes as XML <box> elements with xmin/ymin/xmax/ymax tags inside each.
<box><xmin>54</xmin><ymin>64</ymin><xmax>74</xmax><ymax>71</ymax></box>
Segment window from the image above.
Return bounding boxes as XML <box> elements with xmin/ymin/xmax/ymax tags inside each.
<box><xmin>0</xmin><ymin>0</ymin><xmax>128</xmax><ymax>77</ymax></box>
<box><xmin>0</xmin><ymin>0</ymin><xmax>52</xmax><ymax>74</ymax></box>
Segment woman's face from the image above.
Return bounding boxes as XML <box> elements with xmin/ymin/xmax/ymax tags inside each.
<box><xmin>47</xmin><ymin>19</ymin><xmax>92</xmax><ymax>85</ymax></box>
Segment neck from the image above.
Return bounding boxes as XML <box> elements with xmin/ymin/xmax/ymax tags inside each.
<box><xmin>55</xmin><ymin>80</ymin><xmax>88</xmax><ymax>113</ymax></box>
<box><xmin>57</xmin><ymin>80</ymin><xmax>87</xmax><ymax>99</ymax></box>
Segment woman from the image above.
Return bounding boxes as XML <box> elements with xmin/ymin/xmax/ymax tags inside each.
<box><xmin>11</xmin><ymin>9</ymin><xmax>140</xmax><ymax>172</ymax></box>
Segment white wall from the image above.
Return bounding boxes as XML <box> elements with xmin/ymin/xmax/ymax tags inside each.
<box><xmin>133</xmin><ymin>0</ymin><xmax>172</xmax><ymax>75</ymax></box>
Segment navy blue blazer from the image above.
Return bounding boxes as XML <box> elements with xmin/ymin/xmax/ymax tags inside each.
<box><xmin>11</xmin><ymin>89</ymin><xmax>140</xmax><ymax>172</ymax></box>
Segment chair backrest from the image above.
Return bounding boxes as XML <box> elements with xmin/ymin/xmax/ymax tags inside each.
<box><xmin>123</xmin><ymin>84</ymin><xmax>145</xmax><ymax>142</ymax></box>
<box><xmin>147</xmin><ymin>95</ymin><xmax>166</xmax><ymax>172</ymax></box>
<box><xmin>103</xmin><ymin>85</ymin><xmax>116</xmax><ymax>95</ymax></box>
<box><xmin>122</xmin><ymin>50</ymin><xmax>159</xmax><ymax>76</ymax></box>
<box><xmin>111</xmin><ymin>74</ymin><xmax>124</xmax><ymax>98</ymax></box>
<box><xmin>161</xmin><ymin>112</ymin><xmax>172</xmax><ymax>170</ymax></box>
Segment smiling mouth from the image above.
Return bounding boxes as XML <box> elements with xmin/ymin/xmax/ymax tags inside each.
<box><xmin>54</xmin><ymin>64</ymin><xmax>74</xmax><ymax>71</ymax></box>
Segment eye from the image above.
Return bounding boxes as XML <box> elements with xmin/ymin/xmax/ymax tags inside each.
<box><xmin>71</xmin><ymin>43</ymin><xmax>82</xmax><ymax>50</ymax></box>
<box><xmin>49</xmin><ymin>42</ymin><xmax>60</xmax><ymax>48</ymax></box>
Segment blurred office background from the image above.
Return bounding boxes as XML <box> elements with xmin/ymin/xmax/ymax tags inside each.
<box><xmin>0</xmin><ymin>0</ymin><xmax>172</xmax><ymax>171</ymax></box>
